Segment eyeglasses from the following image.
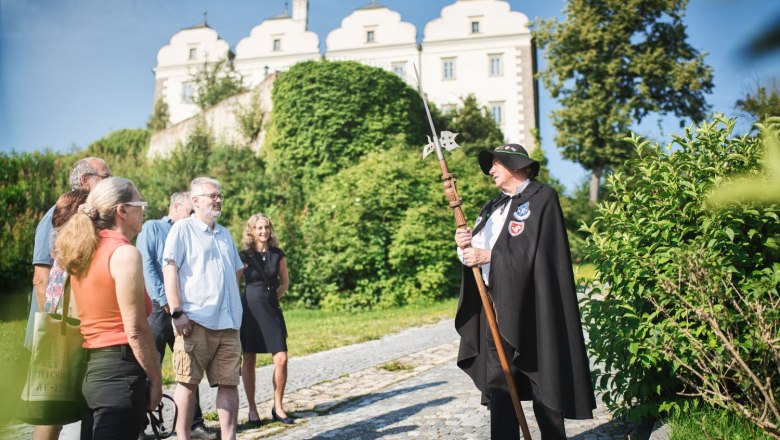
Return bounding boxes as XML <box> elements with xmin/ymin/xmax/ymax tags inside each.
<box><xmin>124</xmin><ymin>201</ymin><xmax>148</xmax><ymax>212</ymax></box>
<box><xmin>196</xmin><ymin>193</ymin><xmax>223</xmax><ymax>201</ymax></box>
<box><xmin>85</xmin><ymin>172</ymin><xmax>112</xmax><ymax>179</ymax></box>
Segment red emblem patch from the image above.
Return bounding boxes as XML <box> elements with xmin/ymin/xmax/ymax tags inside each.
<box><xmin>508</xmin><ymin>220</ymin><xmax>525</xmax><ymax>236</ymax></box>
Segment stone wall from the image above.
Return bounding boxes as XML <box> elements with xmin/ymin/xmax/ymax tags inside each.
<box><xmin>147</xmin><ymin>73</ymin><xmax>276</xmax><ymax>158</ymax></box>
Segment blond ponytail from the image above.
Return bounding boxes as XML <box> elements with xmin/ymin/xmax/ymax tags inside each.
<box><xmin>53</xmin><ymin>212</ymin><xmax>99</xmax><ymax>277</ymax></box>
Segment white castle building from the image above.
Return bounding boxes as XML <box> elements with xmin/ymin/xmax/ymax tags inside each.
<box><xmin>153</xmin><ymin>0</ymin><xmax>538</xmax><ymax>149</ymax></box>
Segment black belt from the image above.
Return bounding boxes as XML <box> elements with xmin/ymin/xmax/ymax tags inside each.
<box><xmin>89</xmin><ymin>344</ymin><xmax>134</xmax><ymax>359</ymax></box>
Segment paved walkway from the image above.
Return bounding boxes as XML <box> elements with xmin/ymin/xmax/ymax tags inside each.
<box><xmin>234</xmin><ymin>340</ymin><xmax>636</xmax><ymax>440</ymax></box>
<box><xmin>218</xmin><ymin>319</ymin><xmax>643</xmax><ymax>439</ymax></box>
<box><xmin>202</xmin><ymin>319</ymin><xmax>460</xmax><ymax>417</ymax></box>
<box><xmin>1</xmin><ymin>319</ymin><xmax>657</xmax><ymax>439</ymax></box>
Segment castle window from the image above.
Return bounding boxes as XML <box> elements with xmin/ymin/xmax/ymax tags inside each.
<box><xmin>273</xmin><ymin>39</ymin><xmax>281</xmax><ymax>51</ymax></box>
<box><xmin>471</xmin><ymin>21</ymin><xmax>480</xmax><ymax>34</ymax></box>
<box><xmin>181</xmin><ymin>82</ymin><xmax>195</xmax><ymax>104</ymax></box>
<box><xmin>489</xmin><ymin>54</ymin><xmax>503</xmax><ymax>77</ymax></box>
<box><xmin>188</xmin><ymin>47</ymin><xmax>197</xmax><ymax>60</ymax></box>
<box><xmin>490</xmin><ymin>102</ymin><xmax>505</xmax><ymax>125</ymax></box>
<box><xmin>366</xmin><ymin>30</ymin><xmax>375</xmax><ymax>43</ymax></box>
<box><xmin>392</xmin><ymin>62</ymin><xmax>405</xmax><ymax>78</ymax></box>
<box><xmin>442</xmin><ymin>58</ymin><xmax>456</xmax><ymax>80</ymax></box>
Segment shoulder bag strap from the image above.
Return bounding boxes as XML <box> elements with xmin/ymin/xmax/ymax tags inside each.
<box><xmin>247</xmin><ymin>252</ymin><xmax>273</xmax><ymax>286</ymax></box>
<box><xmin>60</xmin><ymin>275</ymin><xmax>72</xmax><ymax>335</ymax></box>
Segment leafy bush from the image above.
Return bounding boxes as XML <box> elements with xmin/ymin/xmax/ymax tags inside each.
<box><xmin>294</xmin><ymin>145</ymin><xmax>493</xmax><ymax>310</ymax></box>
<box><xmin>86</xmin><ymin>128</ymin><xmax>150</xmax><ymax>158</ymax></box>
<box><xmin>260</xmin><ymin>61</ymin><xmax>511</xmax><ymax>309</ymax></box>
<box><xmin>581</xmin><ymin>115</ymin><xmax>780</xmax><ymax>424</ymax></box>
<box><xmin>263</xmin><ymin>60</ymin><xmax>426</xmax><ymax>191</ymax></box>
<box><xmin>193</xmin><ymin>58</ymin><xmax>247</xmax><ymax>110</ymax></box>
<box><xmin>147</xmin><ymin>99</ymin><xmax>170</xmax><ymax>132</ymax></box>
<box><xmin>561</xmin><ymin>179</ymin><xmax>600</xmax><ymax>263</ymax></box>
<box><xmin>0</xmin><ymin>152</ymin><xmax>70</xmax><ymax>289</ymax></box>
<box><xmin>235</xmin><ymin>91</ymin><xmax>266</xmax><ymax>142</ymax></box>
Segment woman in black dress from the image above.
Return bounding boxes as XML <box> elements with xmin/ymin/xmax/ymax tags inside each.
<box><xmin>239</xmin><ymin>213</ymin><xmax>292</xmax><ymax>425</ymax></box>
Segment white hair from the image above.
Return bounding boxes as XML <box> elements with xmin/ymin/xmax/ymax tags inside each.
<box><xmin>189</xmin><ymin>177</ymin><xmax>221</xmax><ymax>195</ymax></box>
<box><xmin>169</xmin><ymin>191</ymin><xmax>190</xmax><ymax>210</ymax></box>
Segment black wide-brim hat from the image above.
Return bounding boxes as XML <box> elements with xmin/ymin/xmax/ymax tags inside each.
<box><xmin>478</xmin><ymin>144</ymin><xmax>540</xmax><ymax>178</ymax></box>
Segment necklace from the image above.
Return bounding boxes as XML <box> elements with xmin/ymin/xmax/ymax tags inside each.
<box><xmin>257</xmin><ymin>249</ymin><xmax>268</xmax><ymax>261</ymax></box>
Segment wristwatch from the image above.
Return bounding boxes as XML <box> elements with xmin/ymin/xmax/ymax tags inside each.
<box><xmin>171</xmin><ymin>310</ymin><xmax>184</xmax><ymax>319</ymax></box>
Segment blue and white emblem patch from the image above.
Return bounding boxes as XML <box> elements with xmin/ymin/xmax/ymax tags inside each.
<box><xmin>513</xmin><ymin>202</ymin><xmax>530</xmax><ymax>221</ymax></box>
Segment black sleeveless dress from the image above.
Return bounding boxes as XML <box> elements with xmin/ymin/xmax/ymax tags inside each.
<box><xmin>239</xmin><ymin>248</ymin><xmax>288</xmax><ymax>353</ymax></box>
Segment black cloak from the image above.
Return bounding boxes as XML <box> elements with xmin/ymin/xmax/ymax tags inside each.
<box><xmin>455</xmin><ymin>180</ymin><xmax>596</xmax><ymax>419</ymax></box>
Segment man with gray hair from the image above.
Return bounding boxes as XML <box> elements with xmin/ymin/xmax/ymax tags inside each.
<box><xmin>27</xmin><ymin>156</ymin><xmax>110</xmax><ymax>440</ymax></box>
<box><xmin>29</xmin><ymin>156</ymin><xmax>111</xmax><ymax>345</ymax></box>
<box><xmin>137</xmin><ymin>192</ymin><xmax>215</xmax><ymax>439</ymax></box>
<box><xmin>163</xmin><ymin>177</ymin><xmax>244</xmax><ymax>440</ymax></box>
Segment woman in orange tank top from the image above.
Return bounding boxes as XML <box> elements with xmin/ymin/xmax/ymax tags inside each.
<box><xmin>54</xmin><ymin>177</ymin><xmax>162</xmax><ymax>440</ymax></box>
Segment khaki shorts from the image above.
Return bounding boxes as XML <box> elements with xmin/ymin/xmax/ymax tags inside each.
<box><xmin>172</xmin><ymin>322</ymin><xmax>241</xmax><ymax>387</ymax></box>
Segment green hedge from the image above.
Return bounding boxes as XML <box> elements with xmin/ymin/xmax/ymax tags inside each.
<box><xmin>581</xmin><ymin>115</ymin><xmax>780</xmax><ymax>422</ymax></box>
<box><xmin>263</xmin><ymin>60</ymin><xmax>426</xmax><ymax>190</ymax></box>
<box><xmin>0</xmin><ymin>152</ymin><xmax>70</xmax><ymax>289</ymax></box>
<box><xmin>292</xmin><ymin>146</ymin><xmax>492</xmax><ymax>309</ymax></box>
<box><xmin>261</xmin><ymin>60</ymin><xmax>494</xmax><ymax>308</ymax></box>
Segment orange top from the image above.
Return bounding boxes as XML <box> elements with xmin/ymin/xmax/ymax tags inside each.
<box><xmin>72</xmin><ymin>229</ymin><xmax>152</xmax><ymax>348</ymax></box>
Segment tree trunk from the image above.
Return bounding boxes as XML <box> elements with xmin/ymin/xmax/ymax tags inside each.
<box><xmin>589</xmin><ymin>168</ymin><xmax>601</xmax><ymax>204</ymax></box>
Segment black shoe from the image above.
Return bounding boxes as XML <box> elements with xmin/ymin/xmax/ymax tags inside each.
<box><xmin>190</xmin><ymin>423</ymin><xmax>218</xmax><ymax>440</ymax></box>
<box><xmin>271</xmin><ymin>408</ymin><xmax>294</xmax><ymax>425</ymax></box>
<box><xmin>246</xmin><ymin>415</ymin><xmax>263</xmax><ymax>427</ymax></box>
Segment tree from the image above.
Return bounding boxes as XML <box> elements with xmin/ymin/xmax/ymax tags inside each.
<box><xmin>193</xmin><ymin>57</ymin><xmax>247</xmax><ymax>110</ymax></box>
<box><xmin>147</xmin><ymin>99</ymin><xmax>170</xmax><ymax>132</ymax></box>
<box><xmin>534</xmin><ymin>0</ymin><xmax>713</xmax><ymax>203</ymax></box>
<box><xmin>263</xmin><ymin>60</ymin><xmax>425</xmax><ymax>192</ymax></box>
<box><xmin>736</xmin><ymin>79</ymin><xmax>780</xmax><ymax>124</ymax></box>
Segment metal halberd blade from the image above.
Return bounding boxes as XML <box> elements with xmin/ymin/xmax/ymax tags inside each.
<box><xmin>422</xmin><ymin>131</ymin><xmax>460</xmax><ymax>159</ymax></box>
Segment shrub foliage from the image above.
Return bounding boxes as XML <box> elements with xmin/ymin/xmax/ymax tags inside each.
<box><xmin>0</xmin><ymin>152</ymin><xmax>70</xmax><ymax>288</ymax></box>
<box><xmin>263</xmin><ymin>60</ymin><xmax>426</xmax><ymax>190</ymax></box>
<box><xmin>581</xmin><ymin>115</ymin><xmax>780</xmax><ymax>426</ymax></box>
<box><xmin>262</xmin><ymin>61</ymin><xmax>494</xmax><ymax>308</ymax></box>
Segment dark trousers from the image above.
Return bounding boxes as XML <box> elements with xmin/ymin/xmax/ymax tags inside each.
<box><xmin>80</xmin><ymin>346</ymin><xmax>147</xmax><ymax>440</ymax></box>
<box><xmin>489</xmin><ymin>388</ymin><xmax>566</xmax><ymax>440</ymax></box>
<box><xmin>486</xmin><ymin>327</ymin><xmax>566</xmax><ymax>440</ymax></box>
<box><xmin>148</xmin><ymin>303</ymin><xmax>205</xmax><ymax>426</ymax></box>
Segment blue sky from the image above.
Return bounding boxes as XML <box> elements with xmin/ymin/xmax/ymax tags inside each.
<box><xmin>1</xmin><ymin>0</ymin><xmax>779</xmax><ymax>193</ymax></box>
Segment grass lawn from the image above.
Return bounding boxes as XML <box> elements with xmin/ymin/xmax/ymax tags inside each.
<box><xmin>0</xmin><ymin>318</ymin><xmax>33</xmax><ymax>427</ymax></box>
<box><xmin>665</xmin><ymin>404</ymin><xmax>772</xmax><ymax>439</ymax></box>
